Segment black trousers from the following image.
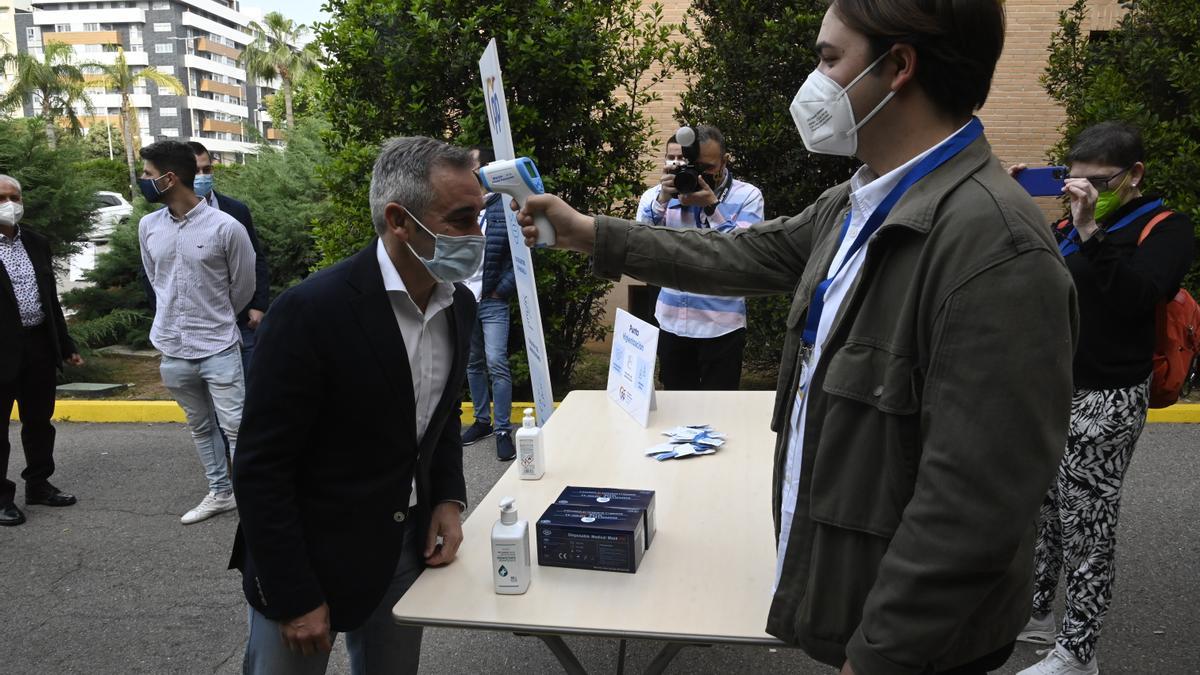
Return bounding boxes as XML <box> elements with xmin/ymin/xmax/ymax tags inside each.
<box><xmin>924</xmin><ymin>641</ymin><xmax>1015</xmax><ymax>675</ymax></box>
<box><xmin>656</xmin><ymin>328</ymin><xmax>746</xmax><ymax>391</ymax></box>
<box><xmin>0</xmin><ymin>322</ymin><xmax>59</xmax><ymax>505</ymax></box>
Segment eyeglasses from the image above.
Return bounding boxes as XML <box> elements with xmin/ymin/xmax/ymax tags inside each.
<box><xmin>1071</xmin><ymin>167</ymin><xmax>1130</xmax><ymax>191</ymax></box>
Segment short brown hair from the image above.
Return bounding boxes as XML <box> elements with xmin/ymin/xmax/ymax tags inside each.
<box><xmin>832</xmin><ymin>0</ymin><xmax>1006</xmax><ymax>119</ymax></box>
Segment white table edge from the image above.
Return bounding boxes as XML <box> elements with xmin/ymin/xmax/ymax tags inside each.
<box><xmin>391</xmin><ymin>613</ymin><xmax>787</xmax><ymax>647</ymax></box>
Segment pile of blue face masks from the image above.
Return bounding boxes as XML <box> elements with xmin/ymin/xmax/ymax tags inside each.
<box><xmin>643</xmin><ymin>425</ymin><xmax>727</xmax><ymax>461</ymax></box>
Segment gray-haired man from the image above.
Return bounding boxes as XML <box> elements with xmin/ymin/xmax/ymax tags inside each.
<box><xmin>230</xmin><ymin>137</ymin><xmax>479</xmax><ymax>673</ymax></box>
<box><xmin>0</xmin><ymin>174</ymin><xmax>84</xmax><ymax>526</ymax></box>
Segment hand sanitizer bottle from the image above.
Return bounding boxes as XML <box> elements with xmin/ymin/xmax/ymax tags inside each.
<box><xmin>491</xmin><ymin>497</ymin><xmax>530</xmax><ymax>595</ymax></box>
<box><xmin>515</xmin><ymin>408</ymin><xmax>545</xmax><ymax>480</ymax></box>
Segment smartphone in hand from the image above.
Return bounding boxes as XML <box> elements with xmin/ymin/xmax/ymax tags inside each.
<box><xmin>1016</xmin><ymin>166</ymin><xmax>1069</xmax><ymax>197</ymax></box>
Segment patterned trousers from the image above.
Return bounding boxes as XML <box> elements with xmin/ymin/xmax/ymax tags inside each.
<box><xmin>1031</xmin><ymin>378</ymin><xmax>1150</xmax><ymax>664</ymax></box>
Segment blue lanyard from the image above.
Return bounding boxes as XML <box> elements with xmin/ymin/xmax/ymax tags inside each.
<box><xmin>1058</xmin><ymin>199</ymin><xmax>1163</xmax><ymax>257</ymax></box>
<box><xmin>801</xmin><ymin>117</ymin><xmax>984</xmax><ymax>348</ymax></box>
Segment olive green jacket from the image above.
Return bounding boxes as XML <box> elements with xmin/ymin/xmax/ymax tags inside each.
<box><xmin>591</xmin><ymin>134</ymin><xmax>1078</xmax><ymax>674</ymax></box>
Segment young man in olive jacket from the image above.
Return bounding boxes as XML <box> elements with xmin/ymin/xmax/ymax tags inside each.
<box><xmin>514</xmin><ymin>2</ymin><xmax>1079</xmax><ymax>674</ymax></box>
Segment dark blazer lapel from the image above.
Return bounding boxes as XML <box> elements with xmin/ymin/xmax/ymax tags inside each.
<box><xmin>346</xmin><ymin>241</ymin><xmax>417</xmax><ymax>438</ymax></box>
<box><xmin>0</xmin><ymin>259</ymin><xmax>17</xmax><ymax>312</ymax></box>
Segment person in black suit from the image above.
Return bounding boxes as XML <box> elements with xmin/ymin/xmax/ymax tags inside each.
<box><xmin>0</xmin><ymin>174</ymin><xmax>83</xmax><ymax>526</ymax></box>
<box><xmin>230</xmin><ymin>137</ymin><xmax>484</xmax><ymax>673</ymax></box>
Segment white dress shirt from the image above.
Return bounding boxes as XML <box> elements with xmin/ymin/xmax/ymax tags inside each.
<box><xmin>139</xmin><ymin>199</ymin><xmax>256</xmax><ymax>358</ymax></box>
<box><xmin>376</xmin><ymin>240</ymin><xmax>455</xmax><ymax>507</ymax></box>
<box><xmin>775</xmin><ymin>124</ymin><xmax>969</xmax><ymax>589</ymax></box>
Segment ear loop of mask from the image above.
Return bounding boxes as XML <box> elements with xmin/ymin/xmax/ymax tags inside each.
<box><xmin>399</xmin><ymin>205</ymin><xmax>437</xmax><ymax>261</ymax></box>
<box><xmin>839</xmin><ymin>50</ymin><xmax>898</xmax><ymax>138</ymax></box>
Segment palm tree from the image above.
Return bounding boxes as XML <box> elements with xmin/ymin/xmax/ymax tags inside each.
<box><xmin>0</xmin><ymin>41</ymin><xmax>89</xmax><ymax>148</ymax></box>
<box><xmin>239</xmin><ymin>12</ymin><xmax>320</xmax><ymax>134</ymax></box>
<box><xmin>87</xmin><ymin>48</ymin><xmax>185</xmax><ymax>198</ymax></box>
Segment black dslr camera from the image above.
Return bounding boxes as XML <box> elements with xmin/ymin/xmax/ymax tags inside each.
<box><xmin>666</xmin><ymin>126</ymin><xmax>704</xmax><ymax>194</ymax></box>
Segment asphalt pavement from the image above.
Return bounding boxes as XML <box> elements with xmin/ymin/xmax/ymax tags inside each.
<box><xmin>1</xmin><ymin>422</ymin><xmax>1198</xmax><ymax>674</ymax></box>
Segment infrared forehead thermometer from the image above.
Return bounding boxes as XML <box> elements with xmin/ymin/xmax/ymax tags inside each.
<box><xmin>478</xmin><ymin>157</ymin><xmax>555</xmax><ymax>247</ymax></box>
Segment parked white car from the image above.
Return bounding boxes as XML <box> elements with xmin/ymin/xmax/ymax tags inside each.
<box><xmin>91</xmin><ymin>191</ymin><xmax>133</xmax><ymax>240</ymax></box>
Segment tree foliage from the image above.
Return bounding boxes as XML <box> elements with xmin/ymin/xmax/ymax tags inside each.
<box><xmin>75</xmin><ymin>158</ymin><xmax>131</xmax><ymax>195</ymax></box>
<box><xmin>0</xmin><ymin>41</ymin><xmax>90</xmax><ymax>147</ymax></box>
<box><xmin>0</xmin><ymin>117</ymin><xmax>98</xmax><ymax>261</ymax></box>
<box><xmin>85</xmin><ymin>48</ymin><xmax>185</xmax><ymax>199</ymax></box>
<box><xmin>60</xmin><ymin>211</ymin><xmax>153</xmax><ymax>349</ymax></box>
<box><xmin>316</xmin><ymin>0</ymin><xmax>673</xmax><ymax>389</ymax></box>
<box><xmin>1044</xmin><ymin>0</ymin><xmax>1200</xmax><ymax>292</ymax></box>
<box><xmin>208</xmin><ymin>117</ymin><xmax>329</xmax><ymax>295</ymax></box>
<box><xmin>674</xmin><ymin>0</ymin><xmax>856</xmax><ymax>371</ymax></box>
<box><xmin>240</xmin><ymin>12</ymin><xmax>321</xmax><ymax>133</ymax></box>
<box><xmin>79</xmin><ymin>120</ymin><xmax>125</xmax><ymax>161</ymax></box>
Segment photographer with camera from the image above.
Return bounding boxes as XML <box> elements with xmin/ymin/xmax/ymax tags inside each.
<box><xmin>635</xmin><ymin>126</ymin><xmax>764</xmax><ymax>390</ymax></box>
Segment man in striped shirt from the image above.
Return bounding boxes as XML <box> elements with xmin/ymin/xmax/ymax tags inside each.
<box><xmin>137</xmin><ymin>140</ymin><xmax>256</xmax><ymax>525</ymax></box>
<box><xmin>636</xmin><ymin>126</ymin><xmax>765</xmax><ymax>389</ymax></box>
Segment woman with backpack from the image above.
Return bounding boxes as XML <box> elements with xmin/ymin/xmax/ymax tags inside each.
<box><xmin>1011</xmin><ymin>121</ymin><xmax>1195</xmax><ymax>675</ymax></box>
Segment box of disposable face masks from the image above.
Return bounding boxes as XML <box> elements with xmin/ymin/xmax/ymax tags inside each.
<box><xmin>553</xmin><ymin>486</ymin><xmax>657</xmax><ymax>549</ymax></box>
<box><xmin>536</xmin><ymin>503</ymin><xmax>646</xmax><ymax>574</ymax></box>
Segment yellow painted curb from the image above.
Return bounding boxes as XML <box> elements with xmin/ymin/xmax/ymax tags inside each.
<box><xmin>13</xmin><ymin>399</ymin><xmax>1199</xmax><ymax>424</ymax></box>
<box><xmin>1147</xmin><ymin>403</ymin><xmax>1200</xmax><ymax>424</ymax></box>
<box><xmin>13</xmin><ymin>401</ymin><xmax>554</xmax><ymax>425</ymax></box>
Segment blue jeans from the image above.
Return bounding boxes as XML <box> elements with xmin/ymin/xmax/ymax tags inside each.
<box><xmin>467</xmin><ymin>298</ymin><xmax>512</xmax><ymax>430</ymax></box>
<box><xmin>242</xmin><ymin>522</ymin><xmax>425</xmax><ymax>675</ymax></box>
<box><xmin>159</xmin><ymin>345</ymin><xmax>243</xmax><ymax>495</ymax></box>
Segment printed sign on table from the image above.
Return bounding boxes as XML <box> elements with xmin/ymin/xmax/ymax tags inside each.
<box><xmin>608</xmin><ymin>309</ymin><xmax>659</xmax><ymax>427</ymax></box>
<box><xmin>479</xmin><ymin>39</ymin><xmax>555</xmax><ymax>425</ymax></box>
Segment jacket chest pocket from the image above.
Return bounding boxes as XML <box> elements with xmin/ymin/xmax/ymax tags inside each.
<box><xmin>809</xmin><ymin>340</ymin><xmax>921</xmax><ymax>537</ymax></box>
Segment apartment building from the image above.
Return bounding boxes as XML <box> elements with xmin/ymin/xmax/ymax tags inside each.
<box><xmin>13</xmin><ymin>0</ymin><xmax>280</xmax><ymax>161</ymax></box>
<box><xmin>1</xmin><ymin>0</ymin><xmax>33</xmax><ymax>109</ymax></box>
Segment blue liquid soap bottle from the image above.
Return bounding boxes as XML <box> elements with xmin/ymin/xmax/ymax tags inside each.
<box><xmin>491</xmin><ymin>497</ymin><xmax>531</xmax><ymax>595</ymax></box>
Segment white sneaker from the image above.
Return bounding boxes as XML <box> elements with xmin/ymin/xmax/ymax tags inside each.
<box><xmin>1016</xmin><ymin>644</ymin><xmax>1099</xmax><ymax>675</ymax></box>
<box><xmin>1018</xmin><ymin>612</ymin><xmax>1057</xmax><ymax>645</ymax></box>
<box><xmin>181</xmin><ymin>491</ymin><xmax>237</xmax><ymax>525</ymax></box>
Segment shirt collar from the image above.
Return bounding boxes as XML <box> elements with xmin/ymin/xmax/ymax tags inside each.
<box><xmin>375</xmin><ymin>239</ymin><xmax>455</xmax><ymax>315</ymax></box>
<box><xmin>849</xmin><ymin>120</ymin><xmax>973</xmax><ymax>219</ymax></box>
<box><xmin>0</xmin><ymin>224</ymin><xmax>21</xmax><ymax>243</ymax></box>
<box><xmin>205</xmin><ymin>190</ymin><xmax>218</xmax><ymax>208</ymax></box>
<box><xmin>168</xmin><ymin>198</ymin><xmax>209</xmax><ymax>224</ymax></box>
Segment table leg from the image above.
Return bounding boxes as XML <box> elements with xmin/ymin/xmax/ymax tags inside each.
<box><xmin>521</xmin><ymin>633</ymin><xmax>590</xmax><ymax>675</ymax></box>
<box><xmin>643</xmin><ymin>642</ymin><xmax>709</xmax><ymax>675</ymax></box>
<box><xmin>617</xmin><ymin>639</ymin><xmax>628</xmax><ymax>675</ymax></box>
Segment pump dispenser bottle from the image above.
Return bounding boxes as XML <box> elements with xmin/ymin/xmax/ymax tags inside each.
<box><xmin>515</xmin><ymin>408</ymin><xmax>545</xmax><ymax>480</ymax></box>
<box><xmin>491</xmin><ymin>497</ymin><xmax>531</xmax><ymax>594</ymax></box>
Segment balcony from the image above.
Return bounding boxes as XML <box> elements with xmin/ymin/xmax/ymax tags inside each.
<box><xmin>195</xmin><ymin>38</ymin><xmax>242</xmax><ymax>61</ymax></box>
<box><xmin>201</xmin><ymin>118</ymin><xmax>243</xmax><ymax>135</ymax></box>
<box><xmin>85</xmin><ymin>51</ymin><xmax>149</xmax><ymax>67</ymax></box>
<box><xmin>32</xmin><ymin>9</ymin><xmax>147</xmax><ymax>26</ymax></box>
<box><xmin>199</xmin><ymin>79</ymin><xmax>243</xmax><ymax>99</ymax></box>
<box><xmin>184</xmin><ymin>54</ymin><xmax>246</xmax><ymax>82</ymax></box>
<box><xmin>45</xmin><ymin>31</ymin><xmax>120</xmax><ymax>46</ymax></box>
<box><xmin>265</xmin><ymin>127</ymin><xmax>283</xmax><ymax>141</ymax></box>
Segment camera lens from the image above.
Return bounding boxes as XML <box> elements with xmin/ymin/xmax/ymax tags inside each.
<box><xmin>674</xmin><ymin>168</ymin><xmax>700</xmax><ymax>194</ymax></box>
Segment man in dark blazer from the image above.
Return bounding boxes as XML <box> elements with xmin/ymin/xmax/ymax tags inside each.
<box><xmin>230</xmin><ymin>137</ymin><xmax>483</xmax><ymax>673</ymax></box>
<box><xmin>0</xmin><ymin>174</ymin><xmax>83</xmax><ymax>526</ymax></box>
<box><xmin>190</xmin><ymin>141</ymin><xmax>271</xmax><ymax>371</ymax></box>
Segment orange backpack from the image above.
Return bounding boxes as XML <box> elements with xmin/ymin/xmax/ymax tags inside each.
<box><xmin>1138</xmin><ymin>211</ymin><xmax>1200</xmax><ymax>408</ymax></box>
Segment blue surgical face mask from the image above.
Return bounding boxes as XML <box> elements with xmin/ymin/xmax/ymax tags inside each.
<box><xmin>193</xmin><ymin>173</ymin><xmax>214</xmax><ymax>198</ymax></box>
<box><xmin>400</xmin><ymin>206</ymin><xmax>485</xmax><ymax>283</ymax></box>
<box><xmin>137</xmin><ymin>174</ymin><xmax>171</xmax><ymax>203</ymax></box>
